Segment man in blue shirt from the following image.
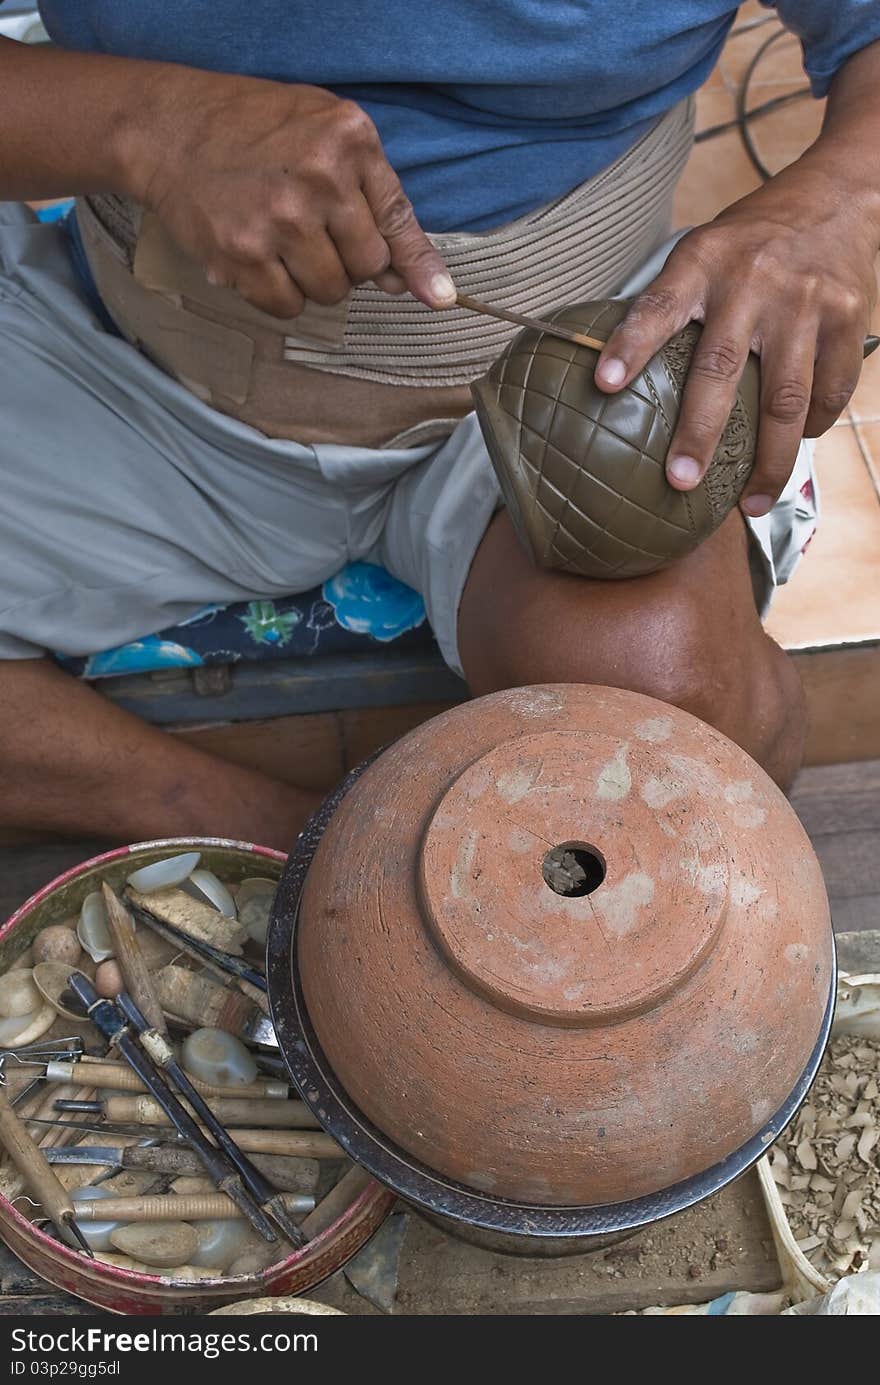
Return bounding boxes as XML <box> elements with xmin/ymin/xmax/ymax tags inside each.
<box><xmin>0</xmin><ymin>3</ymin><xmax>877</xmax><ymax>845</ymax></box>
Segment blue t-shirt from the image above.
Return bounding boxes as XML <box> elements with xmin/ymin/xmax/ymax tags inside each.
<box><xmin>36</xmin><ymin>2</ymin><xmax>880</xmax><ymax>231</ymax></box>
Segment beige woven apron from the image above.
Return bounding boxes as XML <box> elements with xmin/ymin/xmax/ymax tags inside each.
<box><xmin>78</xmin><ymin>98</ymin><xmax>694</xmax><ymax>449</ymax></box>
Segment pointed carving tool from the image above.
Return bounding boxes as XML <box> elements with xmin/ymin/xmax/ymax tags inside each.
<box><xmin>0</xmin><ymin>1085</ymin><xmax>93</xmax><ymax>1257</ymax></box>
<box><xmin>23</xmin><ymin>1056</ymin><xmax>286</xmax><ymax>1100</ymax></box>
<box><xmin>67</xmin><ymin>973</ymin><xmax>277</xmax><ymax>1243</ymax></box>
<box><xmin>29</xmin><ymin>1115</ymin><xmax>341</xmax><ymax>1158</ymax></box>
<box><xmin>456</xmin><ymin>294</ymin><xmax>880</xmax><ymax>360</ymax></box>
<box><xmin>43</xmin><ymin>1143</ymin><xmax>320</xmax><ymax>1193</ymax></box>
<box><xmin>53</xmin><ymin>1094</ymin><xmax>317</xmax><ymax>1128</ymax></box>
<box><xmin>114</xmin><ymin>991</ymin><xmax>306</xmax><ymax>1246</ymax></box>
<box><xmin>455</xmin><ymin>293</ymin><xmax>607</xmax><ymax>350</ymax></box>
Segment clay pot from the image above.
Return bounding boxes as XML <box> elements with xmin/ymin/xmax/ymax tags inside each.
<box><xmin>293</xmin><ymin>685</ymin><xmax>833</xmax><ymax>1210</ymax></box>
<box><xmin>472</xmin><ymin>300</ymin><xmax>760</xmax><ymax>579</ymax></box>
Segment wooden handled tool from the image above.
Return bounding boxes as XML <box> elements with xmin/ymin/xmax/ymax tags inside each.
<box><xmin>101</xmin><ymin>884</ymin><xmax>167</xmax><ymax>1035</ymax></box>
<box><xmin>0</xmin><ymin>1086</ymin><xmax>93</xmax><ymax>1256</ymax></box>
<box><xmin>43</xmin><ymin>1058</ymin><xmax>287</xmax><ymax>1101</ymax></box>
<box><xmin>69</xmin><ymin>1094</ymin><xmax>321</xmax><ymax>1129</ymax></box>
<box><xmin>152</xmin><ymin>964</ymin><xmax>256</xmax><ymax>1034</ymax></box>
<box><xmin>73</xmin><ymin>1192</ymin><xmax>315</xmax><ymax>1222</ymax></box>
<box><xmin>116</xmin><ymin>991</ymin><xmax>305</xmax><ymax>1246</ymax></box>
<box><xmin>68</xmin><ymin>975</ymin><xmax>277</xmax><ymax>1243</ymax></box>
<box><xmin>32</xmin><ymin>1117</ymin><xmax>342</xmax><ymax>1158</ymax></box>
<box><xmin>457</xmin><ymin>295</ymin><xmax>880</xmax><ymax>362</ymax></box>
<box><xmin>45</xmin><ymin>1142</ymin><xmax>320</xmax><ymax>1193</ymax></box>
<box><xmin>299</xmin><ymin>1166</ymin><xmax>373</xmax><ymax>1240</ymax></box>
<box><xmin>455</xmin><ymin>294</ymin><xmax>607</xmax><ymax>351</ymax></box>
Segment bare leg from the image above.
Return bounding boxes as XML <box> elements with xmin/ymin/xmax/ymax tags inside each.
<box><xmin>0</xmin><ymin>659</ymin><xmax>320</xmax><ymax>849</ymax></box>
<box><xmin>459</xmin><ymin>509</ymin><xmax>806</xmax><ymax>790</ymax></box>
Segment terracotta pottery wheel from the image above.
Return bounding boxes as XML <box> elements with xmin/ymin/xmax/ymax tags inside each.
<box><xmin>472</xmin><ymin>299</ymin><xmax>760</xmax><ymax>580</ymax></box>
<box><xmin>293</xmin><ymin>685</ymin><xmax>834</xmax><ymax>1210</ymax></box>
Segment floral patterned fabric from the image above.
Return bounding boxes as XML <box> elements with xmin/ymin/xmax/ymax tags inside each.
<box><xmin>59</xmin><ymin>562</ymin><xmax>436</xmax><ymax>679</ymax></box>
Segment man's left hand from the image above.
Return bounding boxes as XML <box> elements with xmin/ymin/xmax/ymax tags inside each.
<box><xmin>594</xmin><ymin>159</ymin><xmax>878</xmax><ymax>517</ymax></box>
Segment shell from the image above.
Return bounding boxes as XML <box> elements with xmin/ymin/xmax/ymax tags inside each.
<box><xmin>32</xmin><ymin>962</ymin><xmax>91</xmax><ymax>1020</ymax></box>
<box><xmin>210</xmin><ymin>1297</ymin><xmax>345</xmax><ymax>1315</ymax></box>
<box><xmin>0</xmin><ymin>1005</ymin><xmax>56</xmax><ymax>1048</ymax></box>
<box><xmin>236</xmin><ymin>878</ymin><xmax>277</xmax><ymax>907</ymax></box>
<box><xmin>71</xmin><ymin>1186</ymin><xmax>122</xmax><ymax>1253</ymax></box>
<box><xmin>8</xmin><ymin>947</ymin><xmax>35</xmax><ymax>973</ymax></box>
<box><xmin>186</xmin><ymin>870</ymin><xmax>237</xmax><ymax>919</ymax></box>
<box><xmin>190</xmin><ymin>1218</ymin><xmax>252</xmax><ymax>1272</ymax></box>
<box><xmin>237</xmin><ymin>880</ymin><xmax>275</xmax><ymax>946</ymax></box>
<box><xmin>472</xmin><ymin>300</ymin><xmax>760</xmax><ymax>580</ymax></box>
<box><xmin>126</xmin><ymin>852</ymin><xmax>201</xmax><ymax>894</ymax></box>
<box><xmin>77</xmin><ymin>892</ymin><xmax>114</xmax><ymax>963</ymax></box>
<box><xmin>181</xmin><ymin>1029</ymin><xmax>259</xmax><ymax>1088</ymax></box>
<box><xmin>32</xmin><ymin>927</ymin><xmax>82</xmax><ymax>969</ymax></box>
<box><xmin>0</xmin><ymin>970</ymin><xmax>42</xmax><ymax>1019</ymax></box>
<box><xmin>240</xmin><ymin>898</ymin><xmax>272</xmax><ymax>947</ymax></box>
<box><xmin>110</xmin><ymin>1221</ymin><xmax>199</xmax><ymax>1269</ymax></box>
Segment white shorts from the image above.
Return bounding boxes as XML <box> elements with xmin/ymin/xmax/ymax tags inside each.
<box><xmin>0</xmin><ymin>205</ymin><xmax>817</xmax><ymax>676</ymax></box>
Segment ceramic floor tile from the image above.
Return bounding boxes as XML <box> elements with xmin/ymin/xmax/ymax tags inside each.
<box><xmin>734</xmin><ymin>0</ymin><xmax>767</xmax><ymax>20</ymax></box>
<box><xmin>719</xmin><ymin>22</ymin><xmax>805</xmax><ymax>88</ymax></box>
<box><xmin>764</xmin><ymin>425</ymin><xmax>880</xmax><ymax>649</ymax></box>
<box><xmin>742</xmin><ymin>85</ymin><xmax>824</xmax><ymax>176</ymax></box>
<box><xmin>848</xmin><ymin>293</ymin><xmax>880</xmax><ymax>422</ymax></box>
<box><xmin>673</xmin><ymin>125</ymin><xmax>762</xmax><ymax>227</ymax></box>
<box><xmin>698</xmin><ymin>61</ymin><xmax>728</xmax><ymax>96</ymax></box>
<box><xmin>852</xmin><ymin>422</ymin><xmax>880</xmax><ymax>498</ymax></box>
<box><xmin>693</xmin><ymin>85</ymin><xmax>736</xmax><ymax>138</ymax></box>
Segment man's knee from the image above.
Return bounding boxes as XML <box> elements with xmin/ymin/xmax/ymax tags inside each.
<box><xmin>613</xmin><ymin>596</ymin><xmax>806</xmax><ymax>781</ymax></box>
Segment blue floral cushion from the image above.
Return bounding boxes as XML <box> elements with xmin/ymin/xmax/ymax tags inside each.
<box><xmin>60</xmin><ymin>562</ymin><xmax>437</xmax><ymax>679</ymax></box>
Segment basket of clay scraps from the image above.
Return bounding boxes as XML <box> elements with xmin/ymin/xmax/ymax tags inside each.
<box><xmin>758</xmin><ymin>933</ymin><xmax>880</xmax><ymax>1311</ymax></box>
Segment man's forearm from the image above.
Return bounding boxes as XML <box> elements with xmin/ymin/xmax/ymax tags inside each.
<box><xmin>803</xmin><ymin>37</ymin><xmax>880</xmax><ymax>237</ymax></box>
<box><xmin>0</xmin><ymin>36</ymin><xmax>173</xmax><ymax>202</ymax></box>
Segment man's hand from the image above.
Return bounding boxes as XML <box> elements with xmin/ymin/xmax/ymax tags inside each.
<box><xmin>136</xmin><ymin>72</ymin><xmax>456</xmax><ymax>318</ymax></box>
<box><xmin>594</xmin><ymin>160</ymin><xmax>878</xmax><ymax>517</ymax></box>
<box><xmin>595</xmin><ymin>32</ymin><xmax>880</xmax><ymax>520</ymax></box>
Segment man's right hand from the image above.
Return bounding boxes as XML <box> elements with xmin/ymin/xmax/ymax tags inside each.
<box><xmin>133</xmin><ymin>72</ymin><xmax>456</xmax><ymax>318</ymax></box>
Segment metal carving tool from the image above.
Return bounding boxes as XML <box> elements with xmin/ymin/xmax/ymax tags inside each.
<box><xmin>67</xmin><ymin>973</ymin><xmax>277</xmax><ymax>1243</ymax></box>
<box><xmin>161</xmin><ymin>1011</ymin><xmax>279</xmax><ymax>1051</ymax></box>
<box><xmin>0</xmin><ymin>1084</ymin><xmax>93</xmax><ymax>1257</ymax></box>
<box><xmin>0</xmin><ymin>1040</ymin><xmax>88</xmax><ymax>1111</ymax></box>
<box><xmin>456</xmin><ymin>293</ymin><xmax>880</xmax><ymax>361</ymax></box>
<box><xmin>53</xmin><ymin>1093</ymin><xmax>316</xmax><ymax>1128</ymax></box>
<box><xmin>0</xmin><ymin>1038</ymin><xmax>85</xmax><ymax>1063</ymax></box>
<box><xmin>115</xmin><ymin>991</ymin><xmax>306</xmax><ymax>1245</ymax></box>
<box><xmin>28</xmin><ymin>1115</ymin><xmax>342</xmax><ymax>1158</ymax></box>
<box><xmin>16</xmin><ymin>1055</ymin><xmax>287</xmax><ymax>1100</ymax></box>
<box><xmin>43</xmin><ymin>1143</ymin><xmax>320</xmax><ymax>1193</ymax></box>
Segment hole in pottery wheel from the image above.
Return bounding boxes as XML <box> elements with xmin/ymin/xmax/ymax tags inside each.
<box><xmin>541</xmin><ymin>843</ymin><xmax>606</xmax><ymax>898</ymax></box>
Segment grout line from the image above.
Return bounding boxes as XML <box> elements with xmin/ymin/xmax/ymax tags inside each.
<box><xmin>851</xmin><ymin>421</ymin><xmax>880</xmax><ymax>505</ymax></box>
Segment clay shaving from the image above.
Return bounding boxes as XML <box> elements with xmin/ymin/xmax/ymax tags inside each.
<box><xmin>770</xmin><ymin>1034</ymin><xmax>880</xmax><ymax>1281</ymax></box>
